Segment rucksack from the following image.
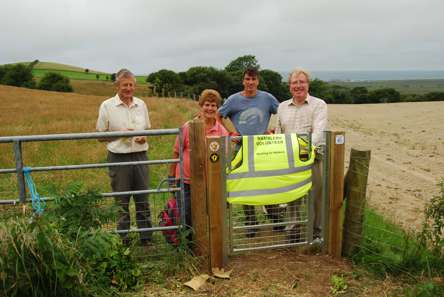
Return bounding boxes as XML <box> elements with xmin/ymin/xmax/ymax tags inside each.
<box><xmin>159</xmin><ymin>197</ymin><xmax>180</xmax><ymax>246</ymax></box>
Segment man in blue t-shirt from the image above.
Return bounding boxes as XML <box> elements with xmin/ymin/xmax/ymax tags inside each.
<box><xmin>218</xmin><ymin>67</ymin><xmax>280</xmax><ymax>238</ymax></box>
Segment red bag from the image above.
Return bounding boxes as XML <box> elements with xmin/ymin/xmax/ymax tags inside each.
<box><xmin>159</xmin><ymin>197</ymin><xmax>180</xmax><ymax>246</ymax></box>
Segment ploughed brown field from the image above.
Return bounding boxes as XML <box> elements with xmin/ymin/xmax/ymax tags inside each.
<box><xmin>1</xmin><ymin>84</ymin><xmax>443</xmax><ymax>296</ymax></box>
<box><xmin>329</xmin><ymin>101</ymin><xmax>444</xmax><ymax>231</ymax></box>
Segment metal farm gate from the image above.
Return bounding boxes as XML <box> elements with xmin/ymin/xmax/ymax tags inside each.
<box><xmin>223</xmin><ymin>133</ymin><xmax>329</xmax><ymax>254</ymax></box>
<box><xmin>0</xmin><ymin>129</ymin><xmax>186</xmax><ymax>249</ymax></box>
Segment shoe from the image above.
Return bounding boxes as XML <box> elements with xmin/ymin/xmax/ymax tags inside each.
<box><xmin>245</xmin><ymin>228</ymin><xmax>258</xmax><ymax>238</ymax></box>
<box><xmin>313</xmin><ymin>228</ymin><xmax>322</xmax><ymax>239</ymax></box>
<box><xmin>287</xmin><ymin>232</ymin><xmax>303</xmax><ymax>243</ymax></box>
<box><xmin>272</xmin><ymin>225</ymin><xmax>286</xmax><ymax>232</ymax></box>
<box><xmin>287</xmin><ymin>224</ymin><xmax>303</xmax><ymax>243</ymax></box>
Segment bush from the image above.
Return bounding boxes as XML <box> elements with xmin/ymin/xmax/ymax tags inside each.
<box><xmin>0</xmin><ymin>187</ymin><xmax>142</xmax><ymax>297</ymax></box>
<box><xmin>421</xmin><ymin>179</ymin><xmax>444</xmax><ymax>254</ymax></box>
<box><xmin>0</xmin><ymin>217</ymin><xmax>91</xmax><ymax>297</ymax></box>
<box><xmin>350</xmin><ymin>87</ymin><xmax>369</xmax><ymax>103</ymax></box>
<box><xmin>423</xmin><ymin>92</ymin><xmax>444</xmax><ymax>102</ymax></box>
<box><xmin>38</xmin><ymin>72</ymin><xmax>73</xmax><ymax>92</ymax></box>
<box><xmin>368</xmin><ymin>88</ymin><xmax>401</xmax><ymax>103</ymax></box>
<box><xmin>0</xmin><ymin>63</ymin><xmax>36</xmax><ymax>88</ymax></box>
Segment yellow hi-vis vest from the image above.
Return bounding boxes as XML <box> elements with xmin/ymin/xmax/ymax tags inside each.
<box><xmin>226</xmin><ymin>134</ymin><xmax>315</xmax><ymax>205</ymax></box>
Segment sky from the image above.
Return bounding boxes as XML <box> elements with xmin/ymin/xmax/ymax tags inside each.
<box><xmin>1</xmin><ymin>0</ymin><xmax>443</xmax><ymax>74</ymax></box>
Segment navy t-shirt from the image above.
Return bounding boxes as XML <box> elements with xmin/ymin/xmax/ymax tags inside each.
<box><xmin>218</xmin><ymin>90</ymin><xmax>279</xmax><ymax>135</ymax></box>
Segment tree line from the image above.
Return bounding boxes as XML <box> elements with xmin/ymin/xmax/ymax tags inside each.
<box><xmin>309</xmin><ymin>79</ymin><xmax>444</xmax><ymax>104</ymax></box>
<box><xmin>146</xmin><ymin>55</ymin><xmax>444</xmax><ymax>103</ymax></box>
<box><xmin>1</xmin><ymin>56</ymin><xmax>443</xmax><ymax>103</ymax></box>
<box><xmin>146</xmin><ymin>55</ymin><xmax>290</xmax><ymax>100</ymax></box>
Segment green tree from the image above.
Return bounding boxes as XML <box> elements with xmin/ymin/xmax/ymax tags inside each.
<box><xmin>0</xmin><ymin>63</ymin><xmax>36</xmax><ymax>88</ymax></box>
<box><xmin>368</xmin><ymin>88</ymin><xmax>401</xmax><ymax>103</ymax></box>
<box><xmin>225</xmin><ymin>55</ymin><xmax>260</xmax><ymax>73</ymax></box>
<box><xmin>38</xmin><ymin>72</ymin><xmax>73</xmax><ymax>92</ymax></box>
<box><xmin>325</xmin><ymin>85</ymin><xmax>352</xmax><ymax>104</ymax></box>
<box><xmin>146</xmin><ymin>69</ymin><xmax>183</xmax><ymax>94</ymax></box>
<box><xmin>350</xmin><ymin>87</ymin><xmax>369</xmax><ymax>103</ymax></box>
<box><xmin>423</xmin><ymin>92</ymin><xmax>444</xmax><ymax>102</ymax></box>
<box><xmin>309</xmin><ymin>79</ymin><xmax>329</xmax><ymax>99</ymax></box>
<box><xmin>29</xmin><ymin>59</ymin><xmax>39</xmax><ymax>68</ymax></box>
<box><xmin>181</xmin><ymin>66</ymin><xmax>234</xmax><ymax>98</ymax></box>
<box><xmin>0</xmin><ymin>65</ymin><xmax>7</xmax><ymax>82</ymax></box>
<box><xmin>259</xmin><ymin>69</ymin><xmax>290</xmax><ymax>102</ymax></box>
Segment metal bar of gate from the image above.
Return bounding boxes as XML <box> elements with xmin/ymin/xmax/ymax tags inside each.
<box><xmin>0</xmin><ymin>129</ymin><xmax>184</xmax><ymax>205</ymax></box>
<box><xmin>0</xmin><ymin>129</ymin><xmax>178</xmax><ymax>143</ymax></box>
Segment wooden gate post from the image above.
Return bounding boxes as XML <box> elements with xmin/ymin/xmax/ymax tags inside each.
<box><xmin>342</xmin><ymin>149</ymin><xmax>371</xmax><ymax>257</ymax></box>
<box><xmin>206</xmin><ymin>136</ymin><xmax>226</xmax><ymax>269</ymax></box>
<box><xmin>326</xmin><ymin>131</ymin><xmax>345</xmax><ymax>258</ymax></box>
<box><xmin>189</xmin><ymin>121</ymin><xmax>210</xmax><ymax>261</ymax></box>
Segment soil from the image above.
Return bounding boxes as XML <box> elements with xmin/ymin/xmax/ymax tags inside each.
<box><xmin>329</xmin><ymin>101</ymin><xmax>444</xmax><ymax>231</ymax></box>
<box><xmin>142</xmin><ymin>248</ymin><xmax>404</xmax><ymax>297</ymax></box>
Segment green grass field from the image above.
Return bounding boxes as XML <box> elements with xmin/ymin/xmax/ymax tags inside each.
<box><xmin>33</xmin><ymin>69</ymin><xmax>146</xmax><ymax>84</ymax></box>
<box><xmin>33</xmin><ymin>68</ymin><xmax>109</xmax><ymax>80</ymax></box>
<box><xmin>20</xmin><ymin>61</ymin><xmax>101</xmax><ymax>72</ymax></box>
<box><xmin>6</xmin><ymin>61</ymin><xmax>147</xmax><ymax>84</ymax></box>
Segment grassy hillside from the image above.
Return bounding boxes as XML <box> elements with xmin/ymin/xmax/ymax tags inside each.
<box><xmin>4</xmin><ymin>61</ymin><xmax>147</xmax><ymax>83</ymax></box>
<box><xmin>0</xmin><ymin>85</ymin><xmax>199</xmax><ymax>199</ymax></box>
<box><xmin>70</xmin><ymin>79</ymin><xmax>152</xmax><ymax>97</ymax></box>
<box><xmin>12</xmin><ymin>61</ymin><xmax>98</xmax><ymax>72</ymax></box>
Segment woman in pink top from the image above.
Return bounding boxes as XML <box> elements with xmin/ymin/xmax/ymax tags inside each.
<box><xmin>169</xmin><ymin>89</ymin><xmax>229</xmax><ymax>233</ymax></box>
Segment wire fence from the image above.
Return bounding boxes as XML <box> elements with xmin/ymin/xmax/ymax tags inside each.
<box><xmin>342</xmin><ymin>150</ymin><xmax>444</xmax><ymax>285</ymax></box>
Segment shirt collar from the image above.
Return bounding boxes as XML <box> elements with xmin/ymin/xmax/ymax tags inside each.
<box><xmin>114</xmin><ymin>94</ymin><xmax>137</xmax><ymax>107</ymax></box>
<box><xmin>288</xmin><ymin>94</ymin><xmax>310</xmax><ymax>106</ymax></box>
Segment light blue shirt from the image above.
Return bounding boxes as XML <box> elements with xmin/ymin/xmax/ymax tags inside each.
<box><xmin>219</xmin><ymin>90</ymin><xmax>279</xmax><ymax>135</ymax></box>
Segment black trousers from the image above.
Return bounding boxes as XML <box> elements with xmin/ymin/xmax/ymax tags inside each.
<box><xmin>108</xmin><ymin>151</ymin><xmax>152</xmax><ymax>241</ymax></box>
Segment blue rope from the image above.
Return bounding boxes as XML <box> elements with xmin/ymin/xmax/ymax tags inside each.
<box><xmin>23</xmin><ymin>167</ymin><xmax>45</xmax><ymax>215</ymax></box>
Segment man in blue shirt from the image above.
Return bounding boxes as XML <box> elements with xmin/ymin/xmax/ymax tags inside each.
<box><xmin>218</xmin><ymin>67</ymin><xmax>280</xmax><ymax>237</ymax></box>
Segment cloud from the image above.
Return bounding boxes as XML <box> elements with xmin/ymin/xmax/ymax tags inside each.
<box><xmin>1</xmin><ymin>0</ymin><xmax>443</xmax><ymax>73</ymax></box>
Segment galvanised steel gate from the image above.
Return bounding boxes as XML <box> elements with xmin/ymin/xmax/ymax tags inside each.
<box><xmin>0</xmin><ymin>129</ymin><xmax>185</xmax><ymax>245</ymax></box>
<box><xmin>224</xmin><ymin>133</ymin><xmax>329</xmax><ymax>253</ymax></box>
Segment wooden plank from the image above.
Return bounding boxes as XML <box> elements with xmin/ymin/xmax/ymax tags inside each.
<box><xmin>327</xmin><ymin>131</ymin><xmax>345</xmax><ymax>258</ymax></box>
<box><xmin>342</xmin><ymin>149</ymin><xmax>371</xmax><ymax>257</ymax></box>
<box><xmin>206</xmin><ymin>136</ymin><xmax>225</xmax><ymax>269</ymax></box>
<box><xmin>189</xmin><ymin>120</ymin><xmax>209</xmax><ymax>260</ymax></box>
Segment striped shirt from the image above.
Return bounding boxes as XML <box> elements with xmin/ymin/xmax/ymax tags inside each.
<box><xmin>275</xmin><ymin>95</ymin><xmax>327</xmax><ymax>146</ymax></box>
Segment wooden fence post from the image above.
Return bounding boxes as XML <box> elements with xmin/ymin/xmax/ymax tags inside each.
<box><xmin>327</xmin><ymin>131</ymin><xmax>345</xmax><ymax>258</ymax></box>
<box><xmin>189</xmin><ymin>121</ymin><xmax>210</xmax><ymax>264</ymax></box>
<box><xmin>206</xmin><ymin>136</ymin><xmax>226</xmax><ymax>269</ymax></box>
<box><xmin>342</xmin><ymin>149</ymin><xmax>371</xmax><ymax>257</ymax></box>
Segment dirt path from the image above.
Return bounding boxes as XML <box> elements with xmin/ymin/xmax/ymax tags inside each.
<box><xmin>143</xmin><ymin>249</ymin><xmax>402</xmax><ymax>297</ymax></box>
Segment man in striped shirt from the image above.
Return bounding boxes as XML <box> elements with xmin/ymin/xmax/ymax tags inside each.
<box><xmin>275</xmin><ymin>68</ymin><xmax>327</xmax><ymax>242</ymax></box>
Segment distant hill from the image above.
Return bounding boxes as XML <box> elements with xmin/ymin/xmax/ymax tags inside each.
<box><xmin>7</xmin><ymin>61</ymin><xmax>105</xmax><ymax>73</ymax></box>
<box><xmin>2</xmin><ymin>61</ymin><xmax>146</xmax><ymax>84</ymax></box>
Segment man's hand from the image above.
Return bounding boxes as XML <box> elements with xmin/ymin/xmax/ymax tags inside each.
<box><xmin>134</xmin><ymin>136</ymin><xmax>146</xmax><ymax>144</ymax></box>
<box><xmin>229</xmin><ymin>131</ymin><xmax>241</xmax><ymax>144</ymax></box>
